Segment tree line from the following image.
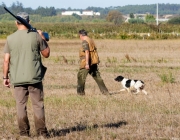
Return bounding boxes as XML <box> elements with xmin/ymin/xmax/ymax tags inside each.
<box><xmin>0</xmin><ymin>1</ymin><xmax>56</xmax><ymax>16</ymax></box>
<box><xmin>1</xmin><ymin>2</ymin><xmax>180</xmax><ymax>16</ymax></box>
<box><xmin>114</xmin><ymin>4</ymin><xmax>180</xmax><ymax>15</ymax></box>
<box><xmin>1</xmin><ymin>1</ymin><xmax>180</xmax><ymax>24</ymax></box>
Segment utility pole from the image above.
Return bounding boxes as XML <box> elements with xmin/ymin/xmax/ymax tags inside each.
<box><xmin>157</xmin><ymin>3</ymin><xmax>159</xmax><ymax>26</ymax></box>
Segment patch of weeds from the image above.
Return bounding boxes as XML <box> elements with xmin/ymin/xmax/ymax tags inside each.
<box><xmin>61</xmin><ymin>56</ymin><xmax>68</xmax><ymax>64</ymax></box>
<box><xmin>105</xmin><ymin>57</ymin><xmax>118</xmax><ymax>67</ymax></box>
<box><xmin>68</xmin><ymin>59</ymin><xmax>76</xmax><ymax>65</ymax></box>
<box><xmin>125</xmin><ymin>54</ymin><xmax>131</xmax><ymax>62</ymax></box>
<box><xmin>51</xmin><ymin>55</ymin><xmax>62</xmax><ymax>63</ymax></box>
<box><xmin>157</xmin><ymin>58</ymin><xmax>168</xmax><ymax>63</ymax></box>
<box><xmin>122</xmin><ymin>54</ymin><xmax>137</xmax><ymax>63</ymax></box>
<box><xmin>113</xmin><ymin>66</ymin><xmax>119</xmax><ymax>73</ymax></box>
<box><xmin>45</xmin><ymin>96</ymin><xmax>63</xmax><ymax>105</ymax></box>
<box><xmin>108</xmin><ymin>66</ymin><xmax>145</xmax><ymax>74</ymax></box>
<box><xmin>110</xmin><ymin>132</ymin><xmax>118</xmax><ymax>139</ymax></box>
<box><xmin>106</xmin><ymin>57</ymin><xmax>117</xmax><ymax>64</ymax></box>
<box><xmin>45</xmin><ymin>84</ymin><xmax>76</xmax><ymax>89</ymax></box>
<box><xmin>158</xmin><ymin>72</ymin><xmax>175</xmax><ymax>84</ymax></box>
<box><xmin>0</xmin><ymin>99</ymin><xmax>15</xmax><ymax>108</ymax></box>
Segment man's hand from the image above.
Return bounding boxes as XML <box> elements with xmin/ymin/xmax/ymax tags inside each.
<box><xmin>37</xmin><ymin>30</ymin><xmax>46</xmax><ymax>40</ymax></box>
<box><xmin>85</xmin><ymin>64</ymin><xmax>90</xmax><ymax>69</ymax></box>
<box><xmin>3</xmin><ymin>79</ymin><xmax>10</xmax><ymax>88</ymax></box>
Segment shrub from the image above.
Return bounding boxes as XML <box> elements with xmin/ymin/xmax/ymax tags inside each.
<box><xmin>158</xmin><ymin>72</ymin><xmax>175</xmax><ymax>84</ymax></box>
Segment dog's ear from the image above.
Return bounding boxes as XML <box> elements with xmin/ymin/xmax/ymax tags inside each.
<box><xmin>115</xmin><ymin>76</ymin><xmax>121</xmax><ymax>82</ymax></box>
<box><xmin>115</xmin><ymin>76</ymin><xmax>124</xmax><ymax>82</ymax></box>
<box><xmin>114</xmin><ymin>76</ymin><xmax>119</xmax><ymax>81</ymax></box>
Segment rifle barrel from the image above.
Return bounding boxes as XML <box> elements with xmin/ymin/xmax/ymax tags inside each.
<box><xmin>4</xmin><ymin>7</ymin><xmax>49</xmax><ymax>41</ymax></box>
<box><xmin>4</xmin><ymin>7</ymin><xmax>17</xmax><ymax>19</ymax></box>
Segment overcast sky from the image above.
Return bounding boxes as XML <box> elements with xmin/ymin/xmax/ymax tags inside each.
<box><xmin>2</xmin><ymin>0</ymin><xmax>180</xmax><ymax>9</ymax></box>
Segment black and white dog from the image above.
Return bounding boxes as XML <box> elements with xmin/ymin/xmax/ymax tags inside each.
<box><xmin>114</xmin><ymin>75</ymin><xmax>147</xmax><ymax>95</ymax></box>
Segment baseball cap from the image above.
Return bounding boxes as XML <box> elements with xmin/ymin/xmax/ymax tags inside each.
<box><xmin>16</xmin><ymin>12</ymin><xmax>29</xmax><ymax>23</ymax></box>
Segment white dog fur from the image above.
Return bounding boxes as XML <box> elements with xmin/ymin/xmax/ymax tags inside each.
<box><xmin>114</xmin><ymin>75</ymin><xmax>147</xmax><ymax>95</ymax></box>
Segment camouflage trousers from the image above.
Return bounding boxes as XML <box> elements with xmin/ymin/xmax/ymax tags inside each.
<box><xmin>77</xmin><ymin>64</ymin><xmax>109</xmax><ymax>95</ymax></box>
<box><xmin>14</xmin><ymin>82</ymin><xmax>48</xmax><ymax>136</ymax></box>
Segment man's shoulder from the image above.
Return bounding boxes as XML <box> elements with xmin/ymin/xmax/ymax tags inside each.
<box><xmin>7</xmin><ymin>31</ymin><xmax>18</xmax><ymax>38</ymax></box>
<box><xmin>7</xmin><ymin>30</ymin><xmax>25</xmax><ymax>38</ymax></box>
<box><xmin>82</xmin><ymin>40</ymin><xmax>89</xmax><ymax>47</ymax></box>
<box><xmin>82</xmin><ymin>40</ymin><xmax>88</xmax><ymax>44</ymax></box>
<box><xmin>7</xmin><ymin>30</ymin><xmax>38</xmax><ymax>40</ymax></box>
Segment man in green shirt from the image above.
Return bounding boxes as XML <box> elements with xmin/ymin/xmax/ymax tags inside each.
<box><xmin>3</xmin><ymin>12</ymin><xmax>50</xmax><ymax>138</ymax></box>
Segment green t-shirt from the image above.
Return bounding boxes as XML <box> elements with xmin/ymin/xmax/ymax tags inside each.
<box><xmin>4</xmin><ymin>30</ymin><xmax>48</xmax><ymax>86</ymax></box>
<box><xmin>4</xmin><ymin>30</ymin><xmax>47</xmax><ymax>53</ymax></box>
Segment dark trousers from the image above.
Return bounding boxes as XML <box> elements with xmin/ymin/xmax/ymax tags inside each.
<box><xmin>14</xmin><ymin>82</ymin><xmax>48</xmax><ymax>136</ymax></box>
<box><xmin>77</xmin><ymin>64</ymin><xmax>109</xmax><ymax>95</ymax></box>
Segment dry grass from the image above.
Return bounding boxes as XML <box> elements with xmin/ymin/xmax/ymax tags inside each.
<box><xmin>0</xmin><ymin>39</ymin><xmax>180</xmax><ymax>140</ymax></box>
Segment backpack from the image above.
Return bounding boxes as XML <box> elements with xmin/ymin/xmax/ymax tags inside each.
<box><xmin>85</xmin><ymin>37</ymin><xmax>100</xmax><ymax>65</ymax></box>
<box><xmin>89</xmin><ymin>47</ymin><xmax>100</xmax><ymax>65</ymax></box>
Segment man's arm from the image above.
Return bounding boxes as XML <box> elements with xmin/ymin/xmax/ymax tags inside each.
<box><xmin>41</xmin><ymin>46</ymin><xmax>50</xmax><ymax>58</ymax></box>
<box><xmin>85</xmin><ymin>50</ymin><xmax>90</xmax><ymax>69</ymax></box>
<box><xmin>37</xmin><ymin>30</ymin><xmax>50</xmax><ymax>58</ymax></box>
<box><xmin>82</xmin><ymin>40</ymin><xmax>90</xmax><ymax>69</ymax></box>
<box><xmin>3</xmin><ymin>53</ymin><xmax>10</xmax><ymax>87</ymax></box>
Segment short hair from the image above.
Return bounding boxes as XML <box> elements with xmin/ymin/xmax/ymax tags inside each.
<box><xmin>79</xmin><ymin>29</ymin><xmax>88</xmax><ymax>36</ymax></box>
<box><xmin>16</xmin><ymin>12</ymin><xmax>29</xmax><ymax>24</ymax></box>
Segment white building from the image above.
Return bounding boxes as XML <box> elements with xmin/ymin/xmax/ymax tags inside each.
<box><xmin>94</xmin><ymin>12</ymin><xmax>100</xmax><ymax>16</ymax></box>
<box><xmin>82</xmin><ymin>11</ymin><xmax>94</xmax><ymax>16</ymax></box>
<box><xmin>61</xmin><ymin>11</ymin><xmax>100</xmax><ymax>16</ymax></box>
<box><xmin>62</xmin><ymin>11</ymin><xmax>82</xmax><ymax>16</ymax></box>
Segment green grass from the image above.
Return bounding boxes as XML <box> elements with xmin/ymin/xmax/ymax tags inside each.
<box><xmin>158</xmin><ymin>71</ymin><xmax>176</xmax><ymax>84</ymax></box>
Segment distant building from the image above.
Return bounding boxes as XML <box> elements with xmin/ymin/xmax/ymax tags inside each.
<box><xmin>94</xmin><ymin>12</ymin><xmax>100</xmax><ymax>16</ymax></box>
<box><xmin>163</xmin><ymin>14</ymin><xmax>173</xmax><ymax>19</ymax></box>
<box><xmin>82</xmin><ymin>11</ymin><xmax>94</xmax><ymax>16</ymax></box>
<box><xmin>124</xmin><ymin>13</ymin><xmax>171</xmax><ymax>23</ymax></box>
<box><xmin>62</xmin><ymin>11</ymin><xmax>82</xmax><ymax>16</ymax></box>
<box><xmin>156</xmin><ymin>19</ymin><xmax>169</xmax><ymax>22</ymax></box>
<box><xmin>61</xmin><ymin>11</ymin><xmax>100</xmax><ymax>16</ymax></box>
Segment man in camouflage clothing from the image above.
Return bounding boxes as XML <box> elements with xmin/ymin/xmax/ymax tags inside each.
<box><xmin>77</xmin><ymin>29</ymin><xmax>109</xmax><ymax>95</ymax></box>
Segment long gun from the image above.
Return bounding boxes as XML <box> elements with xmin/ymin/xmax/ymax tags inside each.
<box><xmin>4</xmin><ymin>7</ymin><xmax>49</xmax><ymax>41</ymax></box>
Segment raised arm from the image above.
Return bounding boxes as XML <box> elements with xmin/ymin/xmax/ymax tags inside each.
<box><xmin>37</xmin><ymin>30</ymin><xmax>50</xmax><ymax>58</ymax></box>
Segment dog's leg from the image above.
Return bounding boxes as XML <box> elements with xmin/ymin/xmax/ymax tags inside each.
<box><xmin>127</xmin><ymin>88</ymin><xmax>131</xmax><ymax>93</ymax></box>
<box><xmin>142</xmin><ymin>90</ymin><xmax>148</xmax><ymax>95</ymax></box>
<box><xmin>134</xmin><ymin>89</ymin><xmax>140</xmax><ymax>94</ymax></box>
<box><xmin>120</xmin><ymin>89</ymin><xmax>126</xmax><ymax>92</ymax></box>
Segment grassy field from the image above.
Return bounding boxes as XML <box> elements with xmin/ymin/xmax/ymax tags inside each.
<box><xmin>0</xmin><ymin>39</ymin><xmax>180</xmax><ymax>139</ymax></box>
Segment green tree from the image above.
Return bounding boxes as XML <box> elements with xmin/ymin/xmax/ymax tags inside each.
<box><xmin>106</xmin><ymin>10</ymin><xmax>124</xmax><ymax>25</ymax></box>
<box><xmin>24</xmin><ymin>7</ymin><xmax>34</xmax><ymax>15</ymax></box>
<box><xmin>0</xmin><ymin>2</ymin><xmax>7</xmax><ymax>14</ymax></box>
<box><xmin>145</xmin><ymin>14</ymin><xmax>156</xmax><ymax>23</ymax></box>
<box><xmin>129</xmin><ymin>13</ymin><xmax>134</xmax><ymax>18</ymax></box>
<box><xmin>10</xmin><ymin>1</ymin><xmax>24</xmax><ymax>13</ymax></box>
<box><xmin>72</xmin><ymin>13</ymin><xmax>82</xmax><ymax>20</ymax></box>
<box><xmin>35</xmin><ymin>6</ymin><xmax>56</xmax><ymax>16</ymax></box>
<box><xmin>168</xmin><ymin>16</ymin><xmax>180</xmax><ymax>24</ymax></box>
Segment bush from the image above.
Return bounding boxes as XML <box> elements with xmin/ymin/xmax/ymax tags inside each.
<box><xmin>128</xmin><ymin>19</ymin><xmax>144</xmax><ymax>24</ymax></box>
<box><xmin>168</xmin><ymin>17</ymin><xmax>180</xmax><ymax>24</ymax></box>
<box><xmin>159</xmin><ymin>72</ymin><xmax>175</xmax><ymax>84</ymax></box>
